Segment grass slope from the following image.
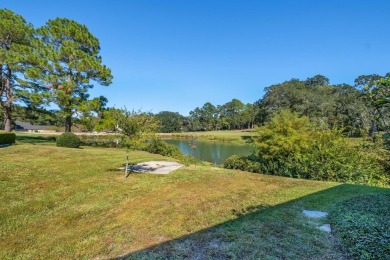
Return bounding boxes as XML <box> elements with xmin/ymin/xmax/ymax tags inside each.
<box><xmin>1</xmin><ymin>141</ymin><xmax>389</xmax><ymax>259</ymax></box>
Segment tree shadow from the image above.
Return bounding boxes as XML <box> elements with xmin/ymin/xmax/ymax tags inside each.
<box><xmin>114</xmin><ymin>184</ymin><xmax>388</xmax><ymax>259</ymax></box>
<box><xmin>16</xmin><ymin>134</ymin><xmax>56</xmax><ymax>144</ymax></box>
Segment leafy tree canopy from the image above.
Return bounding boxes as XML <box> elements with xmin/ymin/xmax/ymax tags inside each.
<box><xmin>0</xmin><ymin>8</ymin><xmax>45</xmax><ymax>131</ymax></box>
<box><xmin>33</xmin><ymin>18</ymin><xmax>113</xmax><ymax>132</ymax></box>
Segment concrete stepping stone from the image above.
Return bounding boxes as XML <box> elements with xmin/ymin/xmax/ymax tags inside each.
<box><xmin>319</xmin><ymin>224</ymin><xmax>331</xmax><ymax>233</ymax></box>
<box><xmin>303</xmin><ymin>210</ymin><xmax>328</xmax><ymax>218</ymax></box>
<box><xmin>119</xmin><ymin>161</ymin><xmax>183</xmax><ymax>174</ymax></box>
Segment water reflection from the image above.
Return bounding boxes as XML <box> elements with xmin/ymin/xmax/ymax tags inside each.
<box><xmin>164</xmin><ymin>139</ymin><xmax>255</xmax><ymax>165</ymax></box>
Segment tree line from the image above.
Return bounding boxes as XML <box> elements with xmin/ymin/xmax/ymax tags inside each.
<box><xmin>1</xmin><ymin>9</ymin><xmax>389</xmax><ymax>139</ymax></box>
<box><xmin>156</xmin><ymin>74</ymin><xmax>389</xmax><ymax>136</ymax></box>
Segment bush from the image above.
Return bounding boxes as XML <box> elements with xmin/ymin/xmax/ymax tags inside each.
<box><xmin>224</xmin><ymin>110</ymin><xmax>389</xmax><ymax>186</ymax></box>
<box><xmin>329</xmin><ymin>194</ymin><xmax>390</xmax><ymax>259</ymax></box>
<box><xmin>78</xmin><ymin>135</ymin><xmax>121</xmax><ymax>147</ymax></box>
<box><xmin>143</xmin><ymin>138</ymin><xmax>183</xmax><ymax>158</ymax></box>
<box><xmin>0</xmin><ymin>132</ymin><xmax>16</xmax><ymax>145</ymax></box>
<box><xmin>224</xmin><ymin>155</ymin><xmax>261</xmax><ymax>172</ymax></box>
<box><xmin>56</xmin><ymin>132</ymin><xmax>81</xmax><ymax>148</ymax></box>
<box><xmin>224</xmin><ymin>155</ymin><xmax>248</xmax><ymax>170</ymax></box>
<box><xmin>122</xmin><ymin>136</ymin><xmax>198</xmax><ymax>165</ymax></box>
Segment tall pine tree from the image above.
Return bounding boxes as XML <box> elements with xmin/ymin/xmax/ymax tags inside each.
<box><xmin>35</xmin><ymin>18</ymin><xmax>112</xmax><ymax>132</ymax></box>
<box><xmin>0</xmin><ymin>9</ymin><xmax>35</xmax><ymax>131</ymax></box>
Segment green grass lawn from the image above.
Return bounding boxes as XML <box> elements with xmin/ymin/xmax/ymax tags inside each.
<box><xmin>1</xmin><ymin>138</ymin><xmax>389</xmax><ymax>259</ymax></box>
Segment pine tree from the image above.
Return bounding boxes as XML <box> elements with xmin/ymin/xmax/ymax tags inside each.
<box><xmin>0</xmin><ymin>9</ymin><xmax>35</xmax><ymax>131</ymax></box>
<box><xmin>35</xmin><ymin>18</ymin><xmax>113</xmax><ymax>132</ymax></box>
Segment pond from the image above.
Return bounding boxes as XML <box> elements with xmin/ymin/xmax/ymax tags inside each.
<box><xmin>164</xmin><ymin>139</ymin><xmax>256</xmax><ymax>165</ymax></box>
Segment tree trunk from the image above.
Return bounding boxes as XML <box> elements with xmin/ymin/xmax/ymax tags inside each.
<box><xmin>65</xmin><ymin>115</ymin><xmax>72</xmax><ymax>132</ymax></box>
<box><xmin>2</xmin><ymin>68</ymin><xmax>13</xmax><ymax>132</ymax></box>
<box><xmin>3</xmin><ymin>105</ymin><xmax>12</xmax><ymax>132</ymax></box>
<box><xmin>369</xmin><ymin>120</ymin><xmax>377</xmax><ymax>136</ymax></box>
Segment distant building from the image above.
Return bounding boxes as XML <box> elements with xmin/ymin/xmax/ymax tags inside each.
<box><xmin>15</xmin><ymin>121</ymin><xmax>54</xmax><ymax>133</ymax></box>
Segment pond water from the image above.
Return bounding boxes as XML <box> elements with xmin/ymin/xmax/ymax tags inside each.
<box><xmin>164</xmin><ymin>139</ymin><xmax>255</xmax><ymax>165</ymax></box>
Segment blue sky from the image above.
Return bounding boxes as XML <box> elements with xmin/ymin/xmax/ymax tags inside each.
<box><xmin>3</xmin><ymin>1</ymin><xmax>390</xmax><ymax>115</ymax></box>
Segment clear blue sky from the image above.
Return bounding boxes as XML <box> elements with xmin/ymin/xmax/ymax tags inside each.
<box><xmin>3</xmin><ymin>1</ymin><xmax>390</xmax><ymax>115</ymax></box>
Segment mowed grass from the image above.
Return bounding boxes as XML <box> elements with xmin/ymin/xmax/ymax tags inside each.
<box><xmin>1</xmin><ymin>141</ymin><xmax>389</xmax><ymax>259</ymax></box>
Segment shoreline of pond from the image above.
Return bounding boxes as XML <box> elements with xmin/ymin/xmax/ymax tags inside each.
<box><xmin>164</xmin><ymin>138</ymin><xmax>256</xmax><ymax>165</ymax></box>
<box><xmin>158</xmin><ymin>131</ymin><xmax>256</xmax><ymax>145</ymax></box>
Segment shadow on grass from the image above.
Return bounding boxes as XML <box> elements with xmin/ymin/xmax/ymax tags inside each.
<box><xmin>16</xmin><ymin>134</ymin><xmax>56</xmax><ymax>144</ymax></box>
<box><xmin>116</xmin><ymin>184</ymin><xmax>389</xmax><ymax>259</ymax></box>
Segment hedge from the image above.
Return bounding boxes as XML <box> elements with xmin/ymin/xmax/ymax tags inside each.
<box><xmin>0</xmin><ymin>132</ymin><xmax>16</xmax><ymax>145</ymax></box>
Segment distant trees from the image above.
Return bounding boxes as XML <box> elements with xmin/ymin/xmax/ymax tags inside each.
<box><xmin>155</xmin><ymin>111</ymin><xmax>183</xmax><ymax>133</ymax></box>
<box><xmin>187</xmin><ymin>99</ymin><xmax>259</xmax><ymax>131</ymax></box>
<box><xmin>256</xmin><ymin>75</ymin><xmax>380</xmax><ymax>136</ymax></box>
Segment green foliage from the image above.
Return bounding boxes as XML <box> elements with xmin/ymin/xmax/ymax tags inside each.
<box><xmin>156</xmin><ymin>111</ymin><xmax>183</xmax><ymax>133</ymax></box>
<box><xmin>78</xmin><ymin>135</ymin><xmax>120</xmax><ymax>147</ymax></box>
<box><xmin>77</xmin><ymin>96</ymin><xmax>108</xmax><ymax>131</ymax></box>
<box><xmin>329</xmin><ymin>194</ymin><xmax>390</xmax><ymax>260</ymax></box>
<box><xmin>255</xmin><ymin>109</ymin><xmax>312</xmax><ymax>160</ymax></box>
<box><xmin>120</xmin><ymin>110</ymin><xmax>159</xmax><ymax>150</ymax></box>
<box><xmin>225</xmin><ymin>110</ymin><xmax>389</xmax><ymax>186</ymax></box>
<box><xmin>33</xmin><ymin>18</ymin><xmax>113</xmax><ymax>132</ymax></box>
<box><xmin>143</xmin><ymin>138</ymin><xmax>183</xmax><ymax>158</ymax></box>
<box><xmin>187</xmin><ymin>99</ymin><xmax>259</xmax><ymax>131</ymax></box>
<box><xmin>116</xmin><ymin>110</ymin><xmax>193</xmax><ymax>161</ymax></box>
<box><xmin>356</xmin><ymin>74</ymin><xmax>390</xmax><ymax>136</ymax></box>
<box><xmin>258</xmin><ymin>77</ymin><xmax>371</xmax><ymax>136</ymax></box>
<box><xmin>224</xmin><ymin>155</ymin><xmax>261</xmax><ymax>172</ymax></box>
<box><xmin>56</xmin><ymin>132</ymin><xmax>81</xmax><ymax>148</ymax></box>
<box><xmin>0</xmin><ymin>132</ymin><xmax>16</xmax><ymax>145</ymax></box>
<box><xmin>305</xmin><ymin>74</ymin><xmax>329</xmax><ymax>86</ymax></box>
<box><xmin>95</xmin><ymin>108</ymin><xmax>123</xmax><ymax>132</ymax></box>
<box><xmin>0</xmin><ymin>9</ymin><xmax>47</xmax><ymax>132</ymax></box>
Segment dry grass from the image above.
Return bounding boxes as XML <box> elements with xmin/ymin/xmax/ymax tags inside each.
<box><xmin>1</xmin><ymin>139</ymin><xmax>388</xmax><ymax>259</ymax></box>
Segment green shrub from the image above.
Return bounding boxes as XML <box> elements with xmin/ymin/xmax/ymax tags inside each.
<box><xmin>224</xmin><ymin>155</ymin><xmax>248</xmax><ymax>170</ymax></box>
<box><xmin>143</xmin><ymin>138</ymin><xmax>183</xmax><ymax>158</ymax></box>
<box><xmin>224</xmin><ymin>155</ymin><xmax>261</xmax><ymax>172</ymax></box>
<box><xmin>56</xmin><ymin>132</ymin><xmax>81</xmax><ymax>148</ymax></box>
<box><xmin>122</xmin><ymin>136</ymin><xmax>198</xmax><ymax>165</ymax></box>
<box><xmin>78</xmin><ymin>135</ymin><xmax>121</xmax><ymax>147</ymax></box>
<box><xmin>329</xmin><ymin>194</ymin><xmax>390</xmax><ymax>260</ymax></box>
<box><xmin>0</xmin><ymin>132</ymin><xmax>16</xmax><ymax>145</ymax></box>
<box><xmin>224</xmin><ymin>110</ymin><xmax>389</xmax><ymax>186</ymax></box>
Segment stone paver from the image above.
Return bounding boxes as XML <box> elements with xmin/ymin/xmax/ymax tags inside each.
<box><xmin>303</xmin><ymin>210</ymin><xmax>328</xmax><ymax>218</ymax></box>
<box><xmin>121</xmin><ymin>161</ymin><xmax>184</xmax><ymax>174</ymax></box>
<box><xmin>319</xmin><ymin>224</ymin><xmax>331</xmax><ymax>233</ymax></box>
